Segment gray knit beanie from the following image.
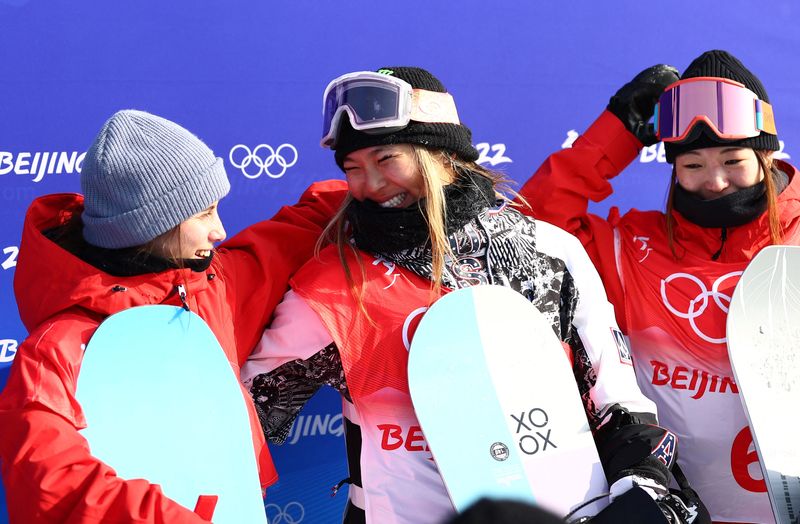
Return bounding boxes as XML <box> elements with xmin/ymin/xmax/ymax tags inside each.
<box><xmin>81</xmin><ymin>110</ymin><xmax>230</xmax><ymax>249</ymax></box>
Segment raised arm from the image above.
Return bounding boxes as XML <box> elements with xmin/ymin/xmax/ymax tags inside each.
<box><xmin>519</xmin><ymin>65</ymin><xmax>679</xmax><ymax>327</ymax></box>
<box><xmin>216</xmin><ymin>179</ymin><xmax>347</xmax><ymax>366</ymax></box>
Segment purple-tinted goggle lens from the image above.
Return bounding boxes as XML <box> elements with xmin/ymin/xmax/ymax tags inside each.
<box><xmin>321</xmin><ymin>76</ymin><xmax>406</xmax><ymax>147</ymax></box>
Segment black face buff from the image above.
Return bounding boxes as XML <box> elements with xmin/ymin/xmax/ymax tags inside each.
<box><xmin>672</xmin><ymin>167</ymin><xmax>788</xmax><ymax>229</ymax></box>
<box><xmin>346</xmin><ymin>169</ymin><xmax>495</xmax><ymax>254</ymax></box>
<box><xmin>672</xmin><ymin>181</ymin><xmax>766</xmax><ymax>228</ymax></box>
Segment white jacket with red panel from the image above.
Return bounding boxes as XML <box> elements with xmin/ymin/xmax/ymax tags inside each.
<box><xmin>521</xmin><ymin>110</ymin><xmax>800</xmax><ymax>523</ymax></box>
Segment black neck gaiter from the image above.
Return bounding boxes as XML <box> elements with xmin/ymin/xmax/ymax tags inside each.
<box><xmin>45</xmin><ymin>219</ymin><xmax>215</xmax><ymax>277</ymax></box>
<box><xmin>346</xmin><ymin>170</ymin><xmax>496</xmax><ymax>254</ymax></box>
<box><xmin>78</xmin><ymin>243</ymin><xmax>214</xmax><ymax>277</ymax></box>
<box><xmin>672</xmin><ymin>169</ymin><xmax>789</xmax><ymax>228</ymax></box>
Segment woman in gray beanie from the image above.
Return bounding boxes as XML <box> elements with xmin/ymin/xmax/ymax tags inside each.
<box><xmin>0</xmin><ymin>109</ymin><xmax>346</xmax><ymax>523</ymax></box>
<box><xmin>241</xmin><ymin>67</ymin><xmax>694</xmax><ymax>524</ymax></box>
<box><xmin>522</xmin><ymin>50</ymin><xmax>799</xmax><ymax>523</ymax></box>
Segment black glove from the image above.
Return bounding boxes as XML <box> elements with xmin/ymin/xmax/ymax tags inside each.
<box><xmin>607</xmin><ymin>64</ymin><xmax>680</xmax><ymax>146</ymax></box>
<box><xmin>593</xmin><ymin>407</ymin><xmax>672</xmax><ymax>490</ymax></box>
<box><xmin>656</xmin><ymin>487</ymin><xmax>711</xmax><ymax>524</ymax></box>
<box><xmin>577</xmin><ymin>486</ymin><xmax>711</xmax><ymax>524</ymax></box>
<box><xmin>577</xmin><ymin>486</ymin><xmax>668</xmax><ymax>524</ymax></box>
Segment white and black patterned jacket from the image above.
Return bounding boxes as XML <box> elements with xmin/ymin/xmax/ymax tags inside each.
<box><xmin>243</xmin><ymin>202</ymin><xmax>668</xmax><ymax>523</ymax></box>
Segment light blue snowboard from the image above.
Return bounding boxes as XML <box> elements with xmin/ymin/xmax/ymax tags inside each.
<box><xmin>408</xmin><ymin>285</ymin><xmax>608</xmax><ymax>520</ymax></box>
<box><xmin>727</xmin><ymin>246</ymin><xmax>800</xmax><ymax>524</ymax></box>
<box><xmin>75</xmin><ymin>305</ymin><xmax>268</xmax><ymax>524</ymax></box>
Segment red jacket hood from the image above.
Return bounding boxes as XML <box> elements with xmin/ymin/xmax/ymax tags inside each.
<box><xmin>14</xmin><ymin>193</ymin><xmax>209</xmax><ymax>331</ymax></box>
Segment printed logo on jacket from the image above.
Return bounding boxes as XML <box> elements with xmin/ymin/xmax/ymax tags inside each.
<box><xmin>378</xmin><ymin>423</ymin><xmax>432</xmax><ymax>459</ymax></box>
<box><xmin>660</xmin><ymin>271</ymin><xmax>742</xmax><ymax>344</ymax></box>
<box><xmin>650</xmin><ymin>360</ymin><xmax>738</xmax><ymax>400</ymax></box>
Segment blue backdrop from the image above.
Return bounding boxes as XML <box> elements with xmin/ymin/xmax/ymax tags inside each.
<box><xmin>1</xmin><ymin>1</ymin><xmax>799</xmax><ymax>522</ymax></box>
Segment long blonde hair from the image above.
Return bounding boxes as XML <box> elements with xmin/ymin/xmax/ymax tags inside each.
<box><xmin>317</xmin><ymin>145</ymin><xmax>520</xmax><ymax>318</ymax></box>
<box><xmin>664</xmin><ymin>149</ymin><xmax>783</xmax><ymax>258</ymax></box>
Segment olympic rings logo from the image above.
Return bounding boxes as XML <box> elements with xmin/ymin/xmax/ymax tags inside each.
<box><xmin>228</xmin><ymin>144</ymin><xmax>298</xmax><ymax>179</ymax></box>
<box><xmin>403</xmin><ymin>306</ymin><xmax>428</xmax><ymax>352</ymax></box>
<box><xmin>660</xmin><ymin>271</ymin><xmax>743</xmax><ymax>344</ymax></box>
<box><xmin>264</xmin><ymin>501</ymin><xmax>305</xmax><ymax>524</ymax></box>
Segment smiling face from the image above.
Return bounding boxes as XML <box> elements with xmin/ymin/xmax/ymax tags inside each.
<box><xmin>674</xmin><ymin>146</ymin><xmax>767</xmax><ymax>200</ymax></box>
<box><xmin>151</xmin><ymin>201</ymin><xmax>226</xmax><ymax>260</ymax></box>
<box><xmin>341</xmin><ymin>144</ymin><xmax>443</xmax><ymax>208</ymax></box>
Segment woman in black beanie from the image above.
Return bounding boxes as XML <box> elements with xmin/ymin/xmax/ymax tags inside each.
<box><xmin>243</xmin><ymin>67</ymin><xmax>700</xmax><ymax>524</ymax></box>
<box><xmin>522</xmin><ymin>50</ymin><xmax>798</xmax><ymax>523</ymax></box>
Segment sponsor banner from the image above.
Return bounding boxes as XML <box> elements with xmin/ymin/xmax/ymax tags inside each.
<box><xmin>0</xmin><ymin>339</ymin><xmax>17</xmax><ymax>365</ymax></box>
<box><xmin>1</xmin><ymin>2</ymin><xmax>799</xmax><ymax>522</ymax></box>
<box><xmin>228</xmin><ymin>144</ymin><xmax>299</xmax><ymax>180</ymax></box>
<box><xmin>268</xmin><ymin>388</ymin><xmax>348</xmax><ymax>521</ymax></box>
<box><xmin>285</xmin><ymin>412</ymin><xmax>344</xmax><ymax>446</ymax></box>
<box><xmin>0</xmin><ymin>152</ymin><xmax>85</xmax><ymax>183</ymax></box>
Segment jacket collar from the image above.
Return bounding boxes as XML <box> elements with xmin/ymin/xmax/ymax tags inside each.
<box><xmin>14</xmin><ymin>193</ymin><xmax>211</xmax><ymax>331</ymax></box>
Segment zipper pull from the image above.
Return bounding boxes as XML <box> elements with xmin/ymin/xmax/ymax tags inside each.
<box><xmin>331</xmin><ymin>477</ymin><xmax>351</xmax><ymax>497</ymax></box>
<box><xmin>710</xmin><ymin>226</ymin><xmax>728</xmax><ymax>261</ymax></box>
<box><xmin>177</xmin><ymin>284</ymin><xmax>190</xmax><ymax>311</ymax></box>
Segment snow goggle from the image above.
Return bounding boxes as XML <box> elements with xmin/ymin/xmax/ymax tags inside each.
<box><xmin>655</xmin><ymin>77</ymin><xmax>777</xmax><ymax>143</ymax></box>
<box><xmin>321</xmin><ymin>71</ymin><xmax>461</xmax><ymax>148</ymax></box>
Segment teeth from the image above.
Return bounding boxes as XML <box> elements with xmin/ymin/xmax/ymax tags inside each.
<box><xmin>196</xmin><ymin>250</ymin><xmax>211</xmax><ymax>258</ymax></box>
<box><xmin>379</xmin><ymin>193</ymin><xmax>407</xmax><ymax>208</ymax></box>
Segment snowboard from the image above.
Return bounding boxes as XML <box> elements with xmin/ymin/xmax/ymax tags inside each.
<box><xmin>727</xmin><ymin>245</ymin><xmax>800</xmax><ymax>524</ymax></box>
<box><xmin>407</xmin><ymin>285</ymin><xmax>608</xmax><ymax>520</ymax></box>
<box><xmin>75</xmin><ymin>305</ymin><xmax>268</xmax><ymax>524</ymax></box>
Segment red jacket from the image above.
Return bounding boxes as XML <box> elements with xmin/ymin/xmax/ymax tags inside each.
<box><xmin>0</xmin><ymin>180</ymin><xmax>346</xmax><ymax>523</ymax></box>
<box><xmin>520</xmin><ymin>110</ymin><xmax>800</xmax><ymax>522</ymax></box>
<box><xmin>521</xmin><ymin>110</ymin><xmax>800</xmax><ymax>333</ymax></box>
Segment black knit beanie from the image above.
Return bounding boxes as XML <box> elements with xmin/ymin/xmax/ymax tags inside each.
<box><xmin>333</xmin><ymin>66</ymin><xmax>480</xmax><ymax>168</ymax></box>
<box><xmin>664</xmin><ymin>50</ymin><xmax>780</xmax><ymax>163</ymax></box>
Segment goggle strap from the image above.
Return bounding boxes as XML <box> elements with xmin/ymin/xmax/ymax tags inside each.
<box><xmin>757</xmin><ymin>100</ymin><xmax>777</xmax><ymax>135</ymax></box>
<box><xmin>653</xmin><ymin>104</ymin><xmax>660</xmax><ymax>138</ymax></box>
<box><xmin>410</xmin><ymin>90</ymin><xmax>461</xmax><ymax>125</ymax></box>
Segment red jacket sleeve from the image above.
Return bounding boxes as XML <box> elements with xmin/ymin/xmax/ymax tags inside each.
<box><xmin>215</xmin><ymin>179</ymin><xmax>348</xmax><ymax>366</ymax></box>
<box><xmin>0</xmin><ymin>330</ymin><xmax>209</xmax><ymax>524</ymax></box>
<box><xmin>518</xmin><ymin>110</ymin><xmax>641</xmax><ymax>331</ymax></box>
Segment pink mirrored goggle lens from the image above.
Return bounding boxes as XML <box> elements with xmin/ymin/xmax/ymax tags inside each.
<box><xmin>656</xmin><ymin>78</ymin><xmax>775</xmax><ymax>142</ymax></box>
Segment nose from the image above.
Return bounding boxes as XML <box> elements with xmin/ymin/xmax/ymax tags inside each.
<box><xmin>210</xmin><ymin>216</ymin><xmax>226</xmax><ymax>243</ymax></box>
<box><xmin>704</xmin><ymin>168</ymin><xmax>730</xmax><ymax>195</ymax></box>
<box><xmin>364</xmin><ymin>167</ymin><xmax>387</xmax><ymax>196</ymax></box>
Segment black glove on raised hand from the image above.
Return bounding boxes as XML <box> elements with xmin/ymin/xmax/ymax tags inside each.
<box><xmin>607</xmin><ymin>64</ymin><xmax>680</xmax><ymax>146</ymax></box>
